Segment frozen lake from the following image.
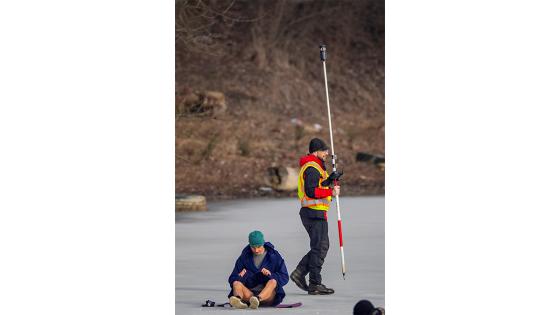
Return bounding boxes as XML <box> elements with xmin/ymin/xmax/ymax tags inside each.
<box><xmin>176</xmin><ymin>196</ymin><xmax>384</xmax><ymax>314</ymax></box>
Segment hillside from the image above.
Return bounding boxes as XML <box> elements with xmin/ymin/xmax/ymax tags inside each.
<box><xmin>175</xmin><ymin>0</ymin><xmax>385</xmax><ymax>199</ymax></box>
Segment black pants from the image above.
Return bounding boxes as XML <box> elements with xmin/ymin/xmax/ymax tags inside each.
<box><xmin>295</xmin><ymin>212</ymin><xmax>329</xmax><ymax>285</ymax></box>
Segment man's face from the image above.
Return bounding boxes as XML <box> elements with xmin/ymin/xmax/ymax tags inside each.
<box><xmin>317</xmin><ymin>150</ymin><xmax>329</xmax><ymax>162</ymax></box>
<box><xmin>251</xmin><ymin>245</ymin><xmax>265</xmax><ymax>255</ymax></box>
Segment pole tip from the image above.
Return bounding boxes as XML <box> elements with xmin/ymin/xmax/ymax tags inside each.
<box><xmin>319</xmin><ymin>45</ymin><xmax>327</xmax><ymax>61</ymax></box>
<box><xmin>343</xmin><ymin>273</ymin><xmax>346</xmax><ymax>280</ymax></box>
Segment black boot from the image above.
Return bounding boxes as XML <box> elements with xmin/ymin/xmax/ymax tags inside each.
<box><xmin>308</xmin><ymin>283</ymin><xmax>335</xmax><ymax>295</ymax></box>
<box><xmin>290</xmin><ymin>269</ymin><xmax>309</xmax><ymax>291</ymax></box>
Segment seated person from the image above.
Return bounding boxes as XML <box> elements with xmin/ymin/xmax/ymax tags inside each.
<box><xmin>227</xmin><ymin>230</ymin><xmax>289</xmax><ymax>309</ymax></box>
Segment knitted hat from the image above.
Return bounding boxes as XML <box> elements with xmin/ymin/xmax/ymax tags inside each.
<box><xmin>353</xmin><ymin>300</ymin><xmax>375</xmax><ymax>315</ymax></box>
<box><xmin>309</xmin><ymin>138</ymin><xmax>329</xmax><ymax>153</ymax></box>
<box><xmin>248</xmin><ymin>230</ymin><xmax>265</xmax><ymax>247</ymax></box>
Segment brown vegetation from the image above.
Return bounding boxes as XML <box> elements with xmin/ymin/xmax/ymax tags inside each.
<box><xmin>176</xmin><ymin>0</ymin><xmax>385</xmax><ymax>199</ymax></box>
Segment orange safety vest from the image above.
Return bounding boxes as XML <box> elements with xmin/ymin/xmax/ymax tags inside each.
<box><xmin>298</xmin><ymin>161</ymin><xmax>332</xmax><ymax>211</ymax></box>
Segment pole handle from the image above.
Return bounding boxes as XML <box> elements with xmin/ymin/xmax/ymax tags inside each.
<box><xmin>319</xmin><ymin>44</ymin><xmax>327</xmax><ymax>61</ymax></box>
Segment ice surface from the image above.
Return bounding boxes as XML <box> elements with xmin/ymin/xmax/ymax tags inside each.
<box><xmin>176</xmin><ymin>196</ymin><xmax>384</xmax><ymax>314</ymax></box>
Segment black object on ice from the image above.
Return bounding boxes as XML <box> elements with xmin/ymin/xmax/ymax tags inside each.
<box><xmin>202</xmin><ymin>299</ymin><xmax>302</xmax><ymax>308</ymax></box>
<box><xmin>201</xmin><ymin>300</ymin><xmax>229</xmax><ymax>307</ymax></box>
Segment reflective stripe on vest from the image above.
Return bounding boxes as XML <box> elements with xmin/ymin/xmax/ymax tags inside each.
<box><xmin>298</xmin><ymin>161</ymin><xmax>331</xmax><ymax>211</ymax></box>
<box><xmin>301</xmin><ymin>198</ymin><xmax>330</xmax><ymax>207</ymax></box>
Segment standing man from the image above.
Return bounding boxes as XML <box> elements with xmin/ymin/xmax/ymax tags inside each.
<box><xmin>290</xmin><ymin>138</ymin><xmax>342</xmax><ymax>295</ymax></box>
<box><xmin>227</xmin><ymin>230</ymin><xmax>289</xmax><ymax>309</ymax></box>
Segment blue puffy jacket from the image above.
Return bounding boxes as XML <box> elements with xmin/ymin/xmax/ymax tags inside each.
<box><xmin>227</xmin><ymin>241</ymin><xmax>289</xmax><ymax>306</ymax></box>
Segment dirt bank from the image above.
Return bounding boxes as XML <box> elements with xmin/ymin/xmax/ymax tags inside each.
<box><xmin>175</xmin><ymin>0</ymin><xmax>385</xmax><ymax>199</ymax></box>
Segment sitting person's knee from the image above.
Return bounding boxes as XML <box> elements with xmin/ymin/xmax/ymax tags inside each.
<box><xmin>233</xmin><ymin>281</ymin><xmax>243</xmax><ymax>286</ymax></box>
<box><xmin>267</xmin><ymin>279</ymin><xmax>277</xmax><ymax>287</ymax></box>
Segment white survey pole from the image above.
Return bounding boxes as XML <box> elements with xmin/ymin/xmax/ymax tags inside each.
<box><xmin>319</xmin><ymin>44</ymin><xmax>346</xmax><ymax>280</ymax></box>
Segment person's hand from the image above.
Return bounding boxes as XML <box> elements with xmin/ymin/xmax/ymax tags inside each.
<box><xmin>239</xmin><ymin>268</ymin><xmax>247</xmax><ymax>277</ymax></box>
<box><xmin>261</xmin><ymin>268</ymin><xmax>271</xmax><ymax>276</ymax></box>
<box><xmin>327</xmin><ymin>170</ymin><xmax>343</xmax><ymax>182</ymax></box>
<box><xmin>333</xmin><ymin>185</ymin><xmax>340</xmax><ymax>197</ymax></box>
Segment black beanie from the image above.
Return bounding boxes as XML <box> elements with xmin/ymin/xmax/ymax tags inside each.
<box><xmin>353</xmin><ymin>300</ymin><xmax>375</xmax><ymax>315</ymax></box>
<box><xmin>309</xmin><ymin>138</ymin><xmax>329</xmax><ymax>153</ymax></box>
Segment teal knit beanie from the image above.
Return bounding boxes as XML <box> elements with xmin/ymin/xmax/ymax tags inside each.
<box><xmin>248</xmin><ymin>230</ymin><xmax>265</xmax><ymax>247</ymax></box>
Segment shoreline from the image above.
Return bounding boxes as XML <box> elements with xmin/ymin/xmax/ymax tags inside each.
<box><xmin>179</xmin><ymin>182</ymin><xmax>384</xmax><ymax>202</ymax></box>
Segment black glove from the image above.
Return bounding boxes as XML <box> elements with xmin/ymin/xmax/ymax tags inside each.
<box><xmin>323</xmin><ymin>170</ymin><xmax>343</xmax><ymax>186</ymax></box>
<box><xmin>329</xmin><ymin>170</ymin><xmax>343</xmax><ymax>181</ymax></box>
